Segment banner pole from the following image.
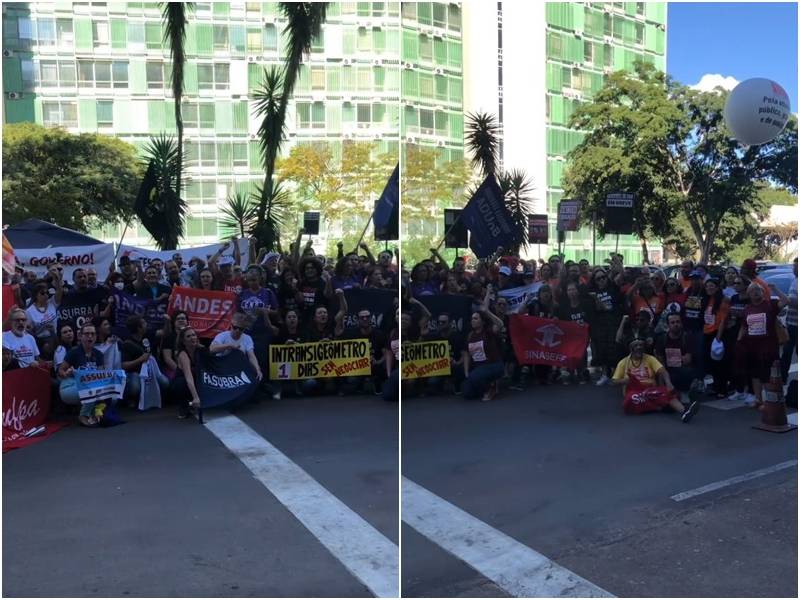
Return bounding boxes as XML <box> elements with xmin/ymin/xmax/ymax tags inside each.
<box><xmin>592</xmin><ymin>211</ymin><xmax>596</xmax><ymax>266</ymax></box>
<box><xmin>353</xmin><ymin>213</ymin><xmax>373</xmax><ymax>253</ymax></box>
<box><xmin>436</xmin><ymin>212</ymin><xmax>464</xmax><ymax>252</ymax></box>
<box><xmin>114</xmin><ymin>221</ymin><xmax>130</xmax><ymax>261</ymax></box>
<box><xmin>615</xmin><ymin>234</ymin><xmax>620</xmax><ymax>256</ymax></box>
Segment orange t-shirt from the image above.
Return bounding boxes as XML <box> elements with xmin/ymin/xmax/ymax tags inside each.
<box><xmin>631</xmin><ymin>292</ymin><xmax>665</xmax><ymax>320</ymax></box>
<box><xmin>702</xmin><ymin>297</ymin><xmax>729</xmax><ymax>335</ymax></box>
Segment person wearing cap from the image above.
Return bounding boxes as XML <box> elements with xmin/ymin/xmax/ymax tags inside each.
<box><xmin>497</xmin><ymin>265</ymin><xmax>517</xmax><ymax>291</ymax></box>
<box><xmin>261</xmin><ymin>251</ymin><xmax>282</xmax><ymax>295</ymax></box>
<box><xmin>209</xmin><ymin>241</ymin><xmax>243</xmax><ymax>294</ymax></box>
<box><xmin>613</xmin><ymin>339</ymin><xmax>700</xmax><ymax>423</ymax></box>
<box><xmin>682</xmin><ymin>269</ymin><xmax>707</xmax><ymax>372</ymax></box>
<box><xmin>740</xmin><ymin>258</ymin><xmax>771</xmax><ymax>300</ymax></box>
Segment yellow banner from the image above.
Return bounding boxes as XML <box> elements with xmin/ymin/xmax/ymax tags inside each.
<box><xmin>269</xmin><ymin>339</ymin><xmax>372</xmax><ymax>380</ymax></box>
<box><xmin>401</xmin><ymin>341</ymin><xmax>452</xmax><ymax>380</ymax></box>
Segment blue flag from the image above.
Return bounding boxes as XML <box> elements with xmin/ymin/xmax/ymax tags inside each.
<box><xmin>460</xmin><ymin>174</ymin><xmax>516</xmax><ymax>259</ymax></box>
<box><xmin>373</xmin><ymin>164</ymin><xmax>399</xmax><ymax>228</ymax></box>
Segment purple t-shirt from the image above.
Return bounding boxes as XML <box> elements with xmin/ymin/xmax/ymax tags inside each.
<box><xmin>238</xmin><ymin>287</ymin><xmax>278</xmax><ymax>334</ymax></box>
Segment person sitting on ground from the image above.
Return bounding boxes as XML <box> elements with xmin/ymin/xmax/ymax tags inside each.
<box><xmin>120</xmin><ymin>315</ymin><xmax>169</xmax><ymax>406</ymax></box>
<box><xmin>654</xmin><ymin>312</ymin><xmax>701</xmax><ymax>397</ymax></box>
<box><xmin>208</xmin><ymin>312</ymin><xmax>263</xmax><ymax>382</ymax></box>
<box><xmin>613</xmin><ymin>339</ymin><xmax>699</xmax><ymax>423</ymax></box>
<box><xmin>172</xmin><ymin>327</ymin><xmax>207</xmax><ymax>419</ymax></box>
<box><xmin>342</xmin><ymin>309</ymin><xmax>388</xmax><ymax>396</ymax></box>
<box><xmin>461</xmin><ymin>309</ymin><xmax>505</xmax><ymax>402</ymax></box>
<box><xmin>57</xmin><ymin>322</ymin><xmax>107</xmax><ymax>427</ymax></box>
<box><xmin>3</xmin><ymin>345</ymin><xmax>21</xmax><ymax>372</ymax></box>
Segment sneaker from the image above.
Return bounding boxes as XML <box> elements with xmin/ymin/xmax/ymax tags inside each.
<box><xmin>481</xmin><ymin>383</ymin><xmax>497</xmax><ymax>402</ymax></box>
<box><xmin>681</xmin><ymin>400</ymin><xmax>700</xmax><ymax>423</ymax></box>
<box><xmin>596</xmin><ymin>374</ymin><xmax>610</xmax><ymax>386</ymax></box>
<box><xmin>743</xmin><ymin>393</ymin><xmax>758</xmax><ymax>407</ymax></box>
<box><xmin>509</xmin><ymin>383</ymin><xmax>524</xmax><ymax>392</ymax></box>
<box><xmin>560</xmin><ymin>369</ymin><xmax>571</xmax><ymax>385</ymax></box>
<box><xmin>272</xmin><ymin>390</ymin><xmax>282</xmax><ymax>401</ymax></box>
<box><xmin>727</xmin><ymin>391</ymin><xmax>745</xmax><ymax>402</ymax></box>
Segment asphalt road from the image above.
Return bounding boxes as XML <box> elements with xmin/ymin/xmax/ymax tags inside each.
<box><xmin>3</xmin><ymin>394</ymin><xmax>398</xmax><ymax>598</ymax></box>
<box><xmin>401</xmin><ymin>383</ymin><xmax>798</xmax><ymax>598</ymax></box>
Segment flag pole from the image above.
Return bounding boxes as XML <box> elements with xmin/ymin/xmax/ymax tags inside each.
<box><xmin>353</xmin><ymin>213</ymin><xmax>373</xmax><ymax>253</ymax></box>
<box><xmin>436</xmin><ymin>211</ymin><xmax>463</xmax><ymax>252</ymax></box>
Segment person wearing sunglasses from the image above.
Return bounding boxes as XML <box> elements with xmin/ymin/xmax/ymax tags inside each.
<box><xmin>209</xmin><ymin>313</ymin><xmax>263</xmax><ymax>382</ymax></box>
<box><xmin>25</xmin><ymin>272</ymin><xmax>64</xmax><ymax>340</ymax></box>
<box><xmin>2</xmin><ymin>308</ymin><xmax>41</xmax><ymax>369</ymax></box>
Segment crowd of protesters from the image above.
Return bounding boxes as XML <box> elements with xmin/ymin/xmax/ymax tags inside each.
<box><xmin>2</xmin><ymin>229</ymin><xmax>400</xmax><ymax>426</ymax></box>
<box><xmin>402</xmin><ymin>248</ymin><xmax>797</xmax><ymax>423</ymax></box>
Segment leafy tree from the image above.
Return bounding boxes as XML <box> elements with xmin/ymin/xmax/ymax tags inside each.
<box><xmin>401</xmin><ymin>144</ymin><xmax>470</xmax><ymax>221</ymax></box>
<box><xmin>564</xmin><ymin>62</ymin><xmax>797</xmax><ymax>264</ymax></box>
<box><xmin>219</xmin><ymin>192</ymin><xmax>258</xmax><ymax>240</ymax></box>
<box><xmin>2</xmin><ymin>123</ymin><xmax>142</xmax><ymax>232</ymax></box>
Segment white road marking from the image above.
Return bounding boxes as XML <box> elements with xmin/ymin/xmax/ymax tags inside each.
<box><xmin>671</xmin><ymin>460</ymin><xmax>798</xmax><ymax>502</ymax></box>
<box><xmin>204</xmin><ymin>414</ymin><xmax>399</xmax><ymax>598</ymax></box>
<box><xmin>402</xmin><ymin>478</ymin><xmax>614</xmax><ymax>598</ymax></box>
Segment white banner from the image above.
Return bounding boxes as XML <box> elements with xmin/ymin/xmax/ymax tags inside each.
<box><xmin>14</xmin><ymin>243</ymin><xmax>116</xmax><ymax>282</ymax></box>
<box><xmin>118</xmin><ymin>239</ymin><xmax>250</xmax><ymax>269</ymax></box>
<box><xmin>498</xmin><ymin>282</ymin><xmax>543</xmax><ymax>314</ymax></box>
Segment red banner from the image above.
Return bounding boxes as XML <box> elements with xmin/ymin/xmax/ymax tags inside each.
<box><xmin>508</xmin><ymin>314</ymin><xmax>589</xmax><ymax>369</ymax></box>
<box><xmin>167</xmin><ymin>286</ymin><xmax>237</xmax><ymax>339</ymax></box>
<box><xmin>3</xmin><ymin>284</ymin><xmax>17</xmax><ymax>329</ymax></box>
<box><xmin>3</xmin><ymin>366</ymin><xmax>67</xmax><ymax>451</ymax></box>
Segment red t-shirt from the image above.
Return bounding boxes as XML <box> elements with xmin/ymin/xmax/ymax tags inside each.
<box><xmin>742</xmin><ymin>299</ymin><xmax>778</xmax><ymax>341</ymax></box>
<box><xmin>467</xmin><ymin>329</ymin><xmax>502</xmax><ymax>365</ymax></box>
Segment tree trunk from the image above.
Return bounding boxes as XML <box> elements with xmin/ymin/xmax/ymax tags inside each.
<box><xmin>640</xmin><ymin>236</ymin><xmax>650</xmax><ymax>265</ymax></box>
<box><xmin>175</xmin><ymin>99</ymin><xmax>182</xmax><ymax>200</ymax></box>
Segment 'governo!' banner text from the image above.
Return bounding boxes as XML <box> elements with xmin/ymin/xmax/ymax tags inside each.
<box><xmin>401</xmin><ymin>341</ymin><xmax>451</xmax><ymax>379</ymax></box>
<box><xmin>269</xmin><ymin>339</ymin><xmax>371</xmax><ymax>380</ymax></box>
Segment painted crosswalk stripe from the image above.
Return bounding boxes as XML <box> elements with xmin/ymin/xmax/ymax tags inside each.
<box><xmin>670</xmin><ymin>460</ymin><xmax>798</xmax><ymax>502</ymax></box>
<box><xmin>402</xmin><ymin>477</ymin><xmax>614</xmax><ymax>598</ymax></box>
<box><xmin>204</xmin><ymin>414</ymin><xmax>399</xmax><ymax>598</ymax></box>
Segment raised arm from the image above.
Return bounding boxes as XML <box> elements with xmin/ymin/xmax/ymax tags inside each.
<box><xmin>360</xmin><ymin>243</ymin><xmax>376</xmax><ymax>266</ymax></box>
<box><xmin>333</xmin><ymin>288</ymin><xmax>347</xmax><ymax>336</ymax></box>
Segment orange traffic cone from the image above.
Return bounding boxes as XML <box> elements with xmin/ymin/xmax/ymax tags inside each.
<box><xmin>753</xmin><ymin>360</ymin><xmax>797</xmax><ymax>433</ymax></box>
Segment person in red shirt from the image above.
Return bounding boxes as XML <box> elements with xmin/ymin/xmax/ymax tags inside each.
<box><xmin>740</xmin><ymin>258</ymin><xmax>771</xmax><ymax>300</ymax></box>
<box><xmin>461</xmin><ymin>309</ymin><xmax>505</xmax><ymax>402</ymax></box>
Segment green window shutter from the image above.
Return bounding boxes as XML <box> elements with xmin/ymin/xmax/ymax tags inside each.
<box><xmin>78</xmin><ymin>99</ymin><xmax>97</xmax><ymax>130</ymax></box>
<box><xmin>385</xmin><ymin>67</ymin><xmax>399</xmax><ymax>93</ymax></box>
<box><xmin>4</xmin><ymin>98</ymin><xmax>35</xmax><ymax>123</ymax></box>
<box><xmin>402</xmin><ymin>69</ymin><xmax>418</xmax><ymax>99</ymax></box>
<box><xmin>342</xmin><ymin>27</ymin><xmax>356</xmax><ymax>54</ymax></box>
<box><xmin>402</xmin><ymin>30</ymin><xmax>417</xmax><ymax>62</ymax></box>
<box><xmin>341</xmin><ymin>66</ymin><xmax>355</xmax><ymax>91</ymax></box>
<box><xmin>326</xmin><ymin>68</ymin><xmax>340</xmax><ymax>92</ymax></box>
<box><xmin>215</xmin><ymin>101</ymin><xmax>233</xmax><ymax>133</ymax></box>
<box><xmin>164</xmin><ymin>100</ymin><xmax>176</xmax><ymax>129</ymax></box>
<box><xmin>386</xmin><ymin>28</ymin><xmax>399</xmax><ymax>54</ymax></box>
<box><xmin>373</xmin><ymin>66</ymin><xmax>385</xmax><ymax>90</ymax></box>
<box><xmin>185</xmin><ymin>23</ymin><xmax>197</xmax><ymax>55</ymax></box>
<box><xmin>74</xmin><ymin>18</ymin><xmax>93</xmax><ymax>51</ymax></box>
<box><xmin>111</xmin><ymin>20</ymin><xmax>127</xmax><ymax>49</ymax></box>
<box><xmin>113</xmin><ymin>100</ymin><xmax>132</xmax><ymax>133</ymax></box>
<box><xmin>196</xmin><ymin>24</ymin><xmax>212</xmax><ymax>56</ymax></box>
<box><xmin>230</xmin><ymin>25</ymin><xmax>245</xmax><ymax>55</ymax></box>
<box><xmin>249</xmin><ymin>141</ymin><xmax>261</xmax><ymax>170</ymax></box>
<box><xmin>248</xmin><ymin>63</ymin><xmax>262</xmax><ymax>93</ymax></box>
<box><xmin>448</xmin><ymin>113</ymin><xmax>463</xmax><ymax>139</ymax></box>
<box><xmin>546</xmin><ymin>63</ymin><xmax>562</xmax><ymax>91</ymax></box>
<box><xmin>434</xmin><ymin>37</ymin><xmax>447</xmax><ymax>65</ymax></box>
<box><xmin>233</xmin><ymin>101</ymin><xmax>248</xmax><ymax>132</ymax></box>
<box><xmin>447</xmin><ymin>41</ymin><xmax>461</xmax><ymax>68</ymax></box>
<box><xmin>373</xmin><ymin>28</ymin><xmax>385</xmax><ymax>53</ymax></box>
<box><xmin>326</xmin><ymin>104</ymin><xmax>341</xmax><ymax>133</ymax></box>
<box><xmin>34</xmin><ymin>98</ymin><xmax>43</xmax><ymax>123</ymax></box>
<box><xmin>297</xmin><ymin>65</ymin><xmax>310</xmax><ymax>92</ymax></box>
<box><xmin>184</xmin><ymin>62</ymin><xmax>198</xmax><ymax>93</ymax></box>
<box><xmin>573</xmin><ymin>3</ymin><xmax>585</xmax><ymax>33</ymax></box>
<box><xmin>218</xmin><ymin>142</ymin><xmax>232</xmax><ymax>171</ymax></box>
<box><xmin>148</xmin><ymin>100</ymin><xmax>165</xmax><ymax>131</ymax></box>
<box><xmin>2</xmin><ymin>58</ymin><xmax>22</xmax><ymax>91</ymax></box>
<box><xmin>435</xmin><ymin>75</ymin><xmax>447</xmax><ymax>101</ymax></box>
<box><xmin>342</xmin><ymin>102</ymin><xmax>355</xmax><ymax>124</ymax></box>
<box><xmin>130</xmin><ymin>60</ymin><xmax>147</xmax><ymax>93</ymax></box>
<box><xmin>213</xmin><ymin>2</ymin><xmax>230</xmax><ymax>16</ymax></box>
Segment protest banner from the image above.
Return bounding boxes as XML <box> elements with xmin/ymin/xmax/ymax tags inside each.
<box><xmin>58</xmin><ymin>288</ymin><xmax>108</xmax><ymax>331</ymax></box>
<box><xmin>508</xmin><ymin>314</ymin><xmax>589</xmax><ymax>370</ymax></box>
<box><xmin>111</xmin><ymin>289</ymin><xmax>168</xmax><ymax>337</ymax></box>
<box><xmin>528</xmin><ymin>214</ymin><xmax>549</xmax><ymax>244</ymax></box>
<box><xmin>74</xmin><ymin>369</ymin><xmax>128</xmax><ymax>404</ymax></box>
<box><xmin>339</xmin><ymin>288</ymin><xmax>397</xmax><ymax>331</ymax></box>
<box><xmin>557</xmin><ymin>200</ymin><xmax>582</xmax><ymax>232</ymax></box>
<box><xmin>460</xmin><ymin>174</ymin><xmax>517</xmax><ymax>258</ymax></box>
<box><xmin>401</xmin><ymin>341</ymin><xmax>452</xmax><ymax>380</ymax></box>
<box><xmin>3</xmin><ymin>367</ymin><xmax>68</xmax><ymax>452</ymax></box>
<box><xmin>374</xmin><ymin>164</ymin><xmax>399</xmax><ymax>241</ymax></box>
<box><xmin>3</xmin><ymin>284</ymin><xmax>17</xmax><ymax>328</ymax></box>
<box><xmin>167</xmin><ymin>286</ymin><xmax>236</xmax><ymax>338</ymax></box>
<box><xmin>196</xmin><ymin>350</ymin><xmax>260</xmax><ymax>409</ymax></box>
<box><xmin>498</xmin><ymin>282</ymin><xmax>543</xmax><ymax>314</ymax></box>
<box><xmin>606</xmin><ymin>192</ymin><xmax>635</xmax><ymax>234</ymax></box>
<box><xmin>14</xmin><ymin>243</ymin><xmax>115</xmax><ymax>282</ymax></box>
<box><xmin>119</xmin><ymin>238</ymin><xmax>250</xmax><ymax>269</ymax></box>
<box><xmin>269</xmin><ymin>339</ymin><xmax>372</xmax><ymax>380</ymax></box>
<box><xmin>418</xmin><ymin>294</ymin><xmax>473</xmax><ymax>333</ymax></box>
<box><xmin>3</xmin><ymin>234</ymin><xmax>16</xmax><ymax>274</ymax></box>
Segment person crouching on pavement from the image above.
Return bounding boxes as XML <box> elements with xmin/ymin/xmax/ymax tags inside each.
<box><xmin>209</xmin><ymin>312</ymin><xmax>263</xmax><ymax>382</ymax></box>
<box><xmin>461</xmin><ymin>309</ymin><xmax>505</xmax><ymax>402</ymax></box>
<box><xmin>613</xmin><ymin>339</ymin><xmax>700</xmax><ymax>423</ymax></box>
<box><xmin>57</xmin><ymin>322</ymin><xmax>108</xmax><ymax>427</ymax></box>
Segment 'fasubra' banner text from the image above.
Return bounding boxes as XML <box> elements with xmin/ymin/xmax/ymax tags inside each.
<box><xmin>401</xmin><ymin>341</ymin><xmax>451</xmax><ymax>379</ymax></box>
<box><xmin>269</xmin><ymin>339</ymin><xmax>371</xmax><ymax>380</ymax></box>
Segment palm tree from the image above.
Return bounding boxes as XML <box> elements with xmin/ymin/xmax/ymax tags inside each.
<box><xmin>253</xmin><ymin>2</ymin><xmax>328</xmax><ymax>247</ymax></box>
<box><xmin>161</xmin><ymin>2</ymin><xmax>193</xmax><ymax>202</ymax></box>
<box><xmin>464</xmin><ymin>111</ymin><xmax>535</xmax><ymax>252</ymax></box>
<box><xmin>219</xmin><ymin>192</ymin><xmax>258</xmax><ymax>240</ymax></box>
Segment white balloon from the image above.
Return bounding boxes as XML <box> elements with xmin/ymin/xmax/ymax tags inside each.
<box><xmin>723</xmin><ymin>78</ymin><xmax>791</xmax><ymax>146</ymax></box>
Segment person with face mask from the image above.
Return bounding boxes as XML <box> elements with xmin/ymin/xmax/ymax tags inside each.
<box><xmin>613</xmin><ymin>339</ymin><xmax>700</xmax><ymax>423</ymax></box>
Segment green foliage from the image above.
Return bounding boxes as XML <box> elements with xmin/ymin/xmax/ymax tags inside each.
<box><xmin>2</xmin><ymin>123</ymin><xmax>142</xmax><ymax>232</ymax></box>
<box><xmin>563</xmin><ymin>62</ymin><xmax>797</xmax><ymax>264</ymax></box>
<box><xmin>139</xmin><ymin>133</ymin><xmax>187</xmax><ymax>250</ymax></box>
<box><xmin>219</xmin><ymin>192</ymin><xmax>258</xmax><ymax>240</ymax></box>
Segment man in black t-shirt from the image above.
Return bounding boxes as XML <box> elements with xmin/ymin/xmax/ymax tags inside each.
<box><xmin>654</xmin><ymin>312</ymin><xmax>701</xmax><ymax>395</ymax></box>
<box><xmin>121</xmin><ymin>315</ymin><xmax>168</xmax><ymax>405</ymax></box>
<box><xmin>59</xmin><ymin>268</ymin><xmax>108</xmax><ymax>331</ymax></box>
<box><xmin>342</xmin><ymin>309</ymin><xmax>388</xmax><ymax>395</ymax></box>
<box><xmin>422</xmin><ymin>313</ymin><xmax>465</xmax><ymax>394</ymax></box>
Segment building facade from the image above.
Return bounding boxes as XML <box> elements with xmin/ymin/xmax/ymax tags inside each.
<box><xmin>462</xmin><ymin>1</ymin><xmax>667</xmax><ymax>264</ymax></box>
<box><xmin>2</xmin><ymin>1</ymin><xmax>401</xmax><ymax>248</ymax></box>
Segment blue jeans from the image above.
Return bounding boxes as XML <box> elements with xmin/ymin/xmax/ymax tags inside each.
<box><xmin>461</xmin><ymin>362</ymin><xmax>505</xmax><ymax>399</ymax></box>
<box><xmin>124</xmin><ymin>372</ymin><xmax>169</xmax><ymax>400</ymax></box>
<box><xmin>666</xmin><ymin>366</ymin><xmax>701</xmax><ymax>392</ymax></box>
<box><xmin>781</xmin><ymin>324</ymin><xmax>797</xmax><ymax>381</ymax></box>
<box><xmin>59</xmin><ymin>378</ymin><xmax>118</xmax><ymax>417</ymax></box>
<box><xmin>382</xmin><ymin>369</ymin><xmax>398</xmax><ymax>401</ymax></box>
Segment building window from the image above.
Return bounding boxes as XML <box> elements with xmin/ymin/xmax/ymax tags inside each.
<box><xmin>213</xmin><ymin>24</ymin><xmax>229</xmax><ymax>51</ymax></box>
<box><xmin>197</xmin><ymin>63</ymin><xmax>229</xmax><ymax>91</ymax></box>
<box><xmin>38</xmin><ymin>19</ymin><xmax>57</xmax><ymax>46</ymax></box>
<box><xmin>56</xmin><ymin>19</ymin><xmax>73</xmax><ymax>47</ymax></box>
<box><xmin>112</xmin><ymin>61</ymin><xmax>128</xmax><ymax>88</ymax></box>
<box><xmin>311</xmin><ymin>67</ymin><xmax>325</xmax><ymax>90</ymax></box>
<box><xmin>604</xmin><ymin>43</ymin><xmax>612</xmax><ymax>67</ymax></box>
<box><xmin>584</xmin><ymin>40</ymin><xmax>593</xmax><ymax>63</ymax></box>
<box><xmin>97</xmin><ymin>101</ymin><xmax>114</xmax><ymax>127</ymax></box>
<box><xmin>95</xmin><ymin>61</ymin><xmax>112</xmax><ymax>87</ymax></box>
<box><xmin>636</xmin><ymin>2</ymin><xmax>645</xmax><ymax>16</ymax></box>
<box><xmin>357</xmin><ymin>27</ymin><xmax>371</xmax><ymax>52</ymax></box>
<box><xmin>43</xmin><ymin>101</ymin><xmax>78</xmax><ymax>127</ymax></box>
<box><xmin>263</xmin><ymin>24</ymin><xmax>277</xmax><ymax>52</ymax></box>
<box><xmin>146</xmin><ymin>62</ymin><xmax>164</xmax><ymax>89</ymax></box>
<box><xmin>232</xmin><ymin>143</ymin><xmax>248</xmax><ymax>168</ymax></box>
<box><xmin>432</xmin><ymin>3</ymin><xmax>446</xmax><ymax>28</ymax></box>
<box><xmin>419</xmin><ymin>34</ymin><xmax>432</xmax><ymax>61</ymax></box>
<box><xmin>199</xmin><ymin>143</ymin><xmax>216</xmax><ymax>167</ymax></box>
<box><xmin>199</xmin><ymin>103</ymin><xmax>215</xmax><ymax>129</ymax></box>
<box><xmin>21</xmin><ymin>60</ymin><xmax>36</xmax><ymax>91</ymax></box>
<box><xmin>447</xmin><ymin>4</ymin><xmax>461</xmax><ymax>32</ymax></box>
<box><xmin>604</xmin><ymin>13</ymin><xmax>612</xmax><ymax>36</ymax></box>
<box><xmin>311</xmin><ymin>30</ymin><xmax>324</xmax><ymax>52</ymax></box>
<box><xmin>145</xmin><ymin>22</ymin><xmax>161</xmax><ymax>49</ymax></box>
<box><xmin>93</xmin><ymin>21</ymin><xmax>110</xmax><ymax>47</ymax></box>
<box><xmin>18</xmin><ymin>17</ymin><xmax>35</xmax><ymax>49</ymax></box>
<box><xmin>39</xmin><ymin>61</ymin><xmax>59</xmax><ymax>87</ymax></box>
<box><xmin>419</xmin><ymin>108</ymin><xmax>434</xmax><ymax>133</ymax></box>
<box><xmin>635</xmin><ymin>22</ymin><xmax>644</xmax><ymax>45</ymax></box>
<box><xmin>246</xmin><ymin>28</ymin><xmax>261</xmax><ymax>53</ymax></box>
<box><xmin>59</xmin><ymin>61</ymin><xmax>76</xmax><ymax>87</ymax></box>
<box><xmin>183</xmin><ymin>104</ymin><xmax>199</xmax><ymax>128</ymax></box>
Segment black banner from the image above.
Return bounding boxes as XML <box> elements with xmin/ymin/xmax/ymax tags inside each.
<box><xmin>57</xmin><ymin>289</ymin><xmax>106</xmax><ymax>331</ymax></box>
<box><xmin>196</xmin><ymin>350</ymin><xmax>259</xmax><ymax>409</ymax></box>
<box><xmin>528</xmin><ymin>214</ymin><xmax>549</xmax><ymax>244</ymax></box>
<box><xmin>606</xmin><ymin>192</ymin><xmax>634</xmax><ymax>235</ymax></box>
<box><xmin>338</xmin><ymin>288</ymin><xmax>397</xmax><ymax>331</ymax></box>
<box><xmin>418</xmin><ymin>294</ymin><xmax>473</xmax><ymax>333</ymax></box>
<box><xmin>444</xmin><ymin>209</ymin><xmax>468</xmax><ymax>248</ymax></box>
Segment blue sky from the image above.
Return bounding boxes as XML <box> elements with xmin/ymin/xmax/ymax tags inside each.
<box><xmin>667</xmin><ymin>2</ymin><xmax>798</xmax><ymax>109</ymax></box>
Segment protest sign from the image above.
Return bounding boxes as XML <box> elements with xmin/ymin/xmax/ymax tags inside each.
<box><xmin>58</xmin><ymin>288</ymin><xmax>108</xmax><ymax>331</ymax></box>
<box><xmin>119</xmin><ymin>238</ymin><xmax>250</xmax><ymax>269</ymax></box>
<box><xmin>508</xmin><ymin>314</ymin><xmax>589</xmax><ymax>370</ymax></box>
<box><xmin>196</xmin><ymin>350</ymin><xmax>259</xmax><ymax>409</ymax></box>
<box><xmin>269</xmin><ymin>339</ymin><xmax>371</xmax><ymax>380</ymax></box>
<box><xmin>606</xmin><ymin>192</ymin><xmax>635</xmax><ymax>234</ymax></box>
<box><xmin>460</xmin><ymin>174</ymin><xmax>517</xmax><ymax>258</ymax></box>
<box><xmin>74</xmin><ymin>369</ymin><xmax>128</xmax><ymax>404</ymax></box>
<box><xmin>374</xmin><ymin>164</ymin><xmax>399</xmax><ymax>241</ymax></box>
<box><xmin>339</xmin><ymin>288</ymin><xmax>397</xmax><ymax>331</ymax></box>
<box><xmin>557</xmin><ymin>200</ymin><xmax>582</xmax><ymax>232</ymax></box>
<box><xmin>14</xmin><ymin>243</ymin><xmax>115</xmax><ymax>282</ymax></box>
<box><xmin>111</xmin><ymin>289</ymin><xmax>168</xmax><ymax>337</ymax></box>
<box><xmin>497</xmin><ymin>282</ymin><xmax>543</xmax><ymax>314</ymax></box>
<box><xmin>3</xmin><ymin>366</ymin><xmax>67</xmax><ymax>452</ymax></box>
<box><xmin>418</xmin><ymin>294</ymin><xmax>473</xmax><ymax>333</ymax></box>
<box><xmin>401</xmin><ymin>341</ymin><xmax>452</xmax><ymax>379</ymax></box>
<box><xmin>167</xmin><ymin>286</ymin><xmax>237</xmax><ymax>338</ymax></box>
<box><xmin>528</xmin><ymin>214</ymin><xmax>549</xmax><ymax>244</ymax></box>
